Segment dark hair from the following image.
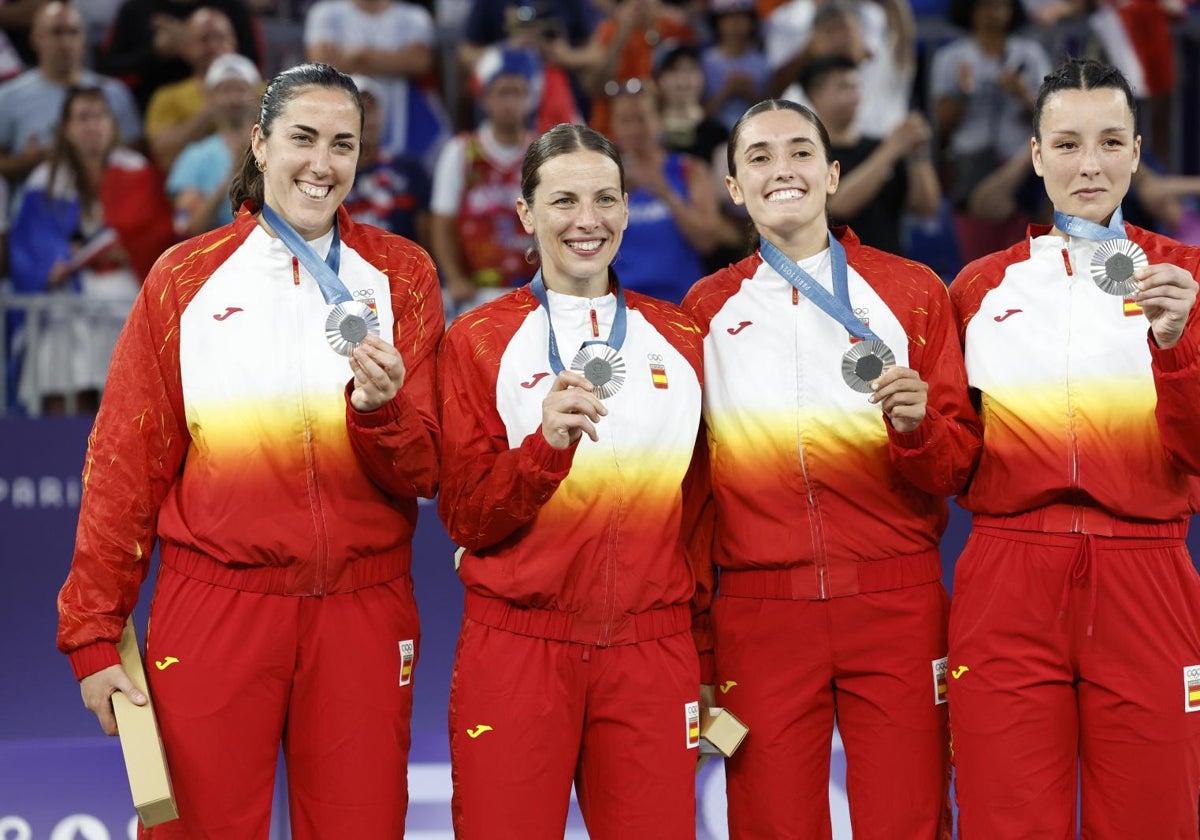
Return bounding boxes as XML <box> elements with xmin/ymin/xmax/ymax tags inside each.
<box><xmin>948</xmin><ymin>0</ymin><xmax>1027</xmax><ymax>33</ymax></box>
<box><xmin>1033</xmin><ymin>58</ymin><xmax>1137</xmax><ymax>142</ymax></box>
<box><xmin>798</xmin><ymin>53</ymin><xmax>859</xmax><ymax>98</ymax></box>
<box><xmin>229</xmin><ymin>62</ymin><xmax>363</xmax><ymax>215</ymax></box>
<box><xmin>726</xmin><ymin>99</ymin><xmax>833</xmax><ymax>177</ymax></box>
<box><xmin>48</xmin><ymin>86</ymin><xmax>114</xmax><ymax>218</ymax></box>
<box><xmin>653</xmin><ymin>41</ymin><xmax>701</xmax><ymax>77</ymax></box>
<box><xmin>520</xmin><ymin>123</ymin><xmax>625</xmax><ymax>205</ymax></box>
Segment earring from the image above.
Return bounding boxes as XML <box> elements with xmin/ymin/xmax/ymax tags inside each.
<box><xmin>255</xmin><ymin>159</ymin><xmax>266</xmax><ymax>173</ymax></box>
<box><xmin>524</xmin><ymin>245</ymin><xmax>539</xmax><ymax>265</ymax></box>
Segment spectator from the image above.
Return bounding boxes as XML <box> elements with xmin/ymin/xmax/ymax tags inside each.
<box><xmin>701</xmin><ymin>0</ymin><xmax>769</xmax><ymax>132</ymax></box>
<box><xmin>166</xmin><ymin>52</ymin><xmax>260</xmax><ymax>237</ymax></box>
<box><xmin>581</xmin><ymin>0</ymin><xmax>697</xmax><ymax>136</ymax></box>
<box><xmin>609</xmin><ymin>81</ymin><xmax>719</xmax><ymax>303</ymax></box>
<box><xmin>802</xmin><ymin>53</ymin><xmax>939</xmax><ymax>255</ymax></box>
<box><xmin>342</xmin><ymin>73</ymin><xmax>432</xmax><ymax>248</ymax></box>
<box><xmin>768</xmin><ymin>0</ymin><xmax>916</xmax><ymax>141</ymax></box>
<box><xmin>144</xmin><ymin>7</ymin><xmax>240</xmax><ymax>171</ymax></box>
<box><xmin>458</xmin><ymin>0</ymin><xmax>594</xmax><ymax>129</ymax></box>
<box><xmin>100</xmin><ymin>0</ymin><xmax>261</xmax><ymax>112</ymax></box>
<box><xmin>305</xmin><ymin>0</ymin><xmax>447</xmax><ymax>170</ymax></box>
<box><xmin>9</xmin><ymin>86</ymin><xmax>174</xmax><ymax>416</ymax></box>
<box><xmin>0</xmin><ymin>0</ymin><xmax>40</xmax><ymax>65</ymax></box>
<box><xmin>431</xmin><ymin>47</ymin><xmax>536</xmax><ymax>315</ymax></box>
<box><xmin>0</xmin><ymin>2</ymin><xmax>141</xmax><ymax>185</ymax></box>
<box><xmin>655</xmin><ymin>42</ymin><xmax>728</xmax><ymax>167</ymax></box>
<box><xmin>931</xmin><ymin>0</ymin><xmax>1050</xmax><ymax>262</ymax></box>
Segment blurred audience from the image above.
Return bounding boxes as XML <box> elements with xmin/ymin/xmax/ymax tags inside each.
<box><xmin>100</xmin><ymin>0</ymin><xmax>261</xmax><ymax>112</ymax></box>
<box><xmin>165</xmin><ymin>52</ymin><xmax>260</xmax><ymax>237</ymax></box>
<box><xmin>342</xmin><ymin>73</ymin><xmax>433</xmax><ymax>248</ymax></box>
<box><xmin>305</xmin><ymin>0</ymin><xmax>448</xmax><ymax>169</ymax></box>
<box><xmin>931</xmin><ymin>0</ymin><xmax>1050</xmax><ymax>262</ymax></box>
<box><xmin>656</xmin><ymin>41</ymin><xmax>728</xmax><ymax>166</ymax></box>
<box><xmin>8</xmin><ymin>86</ymin><xmax>174</xmax><ymax>416</ymax></box>
<box><xmin>431</xmin><ymin>47</ymin><xmax>536</xmax><ymax>315</ymax></box>
<box><xmin>609</xmin><ymin>81</ymin><xmax>719</xmax><ymax>302</ymax></box>
<box><xmin>769</xmin><ymin>0</ymin><xmax>916</xmax><ymax>141</ymax></box>
<box><xmin>0</xmin><ymin>2</ymin><xmax>141</xmax><ymax>185</ymax></box>
<box><xmin>582</xmin><ymin>0</ymin><xmax>698</xmax><ymax>136</ymax></box>
<box><xmin>702</xmin><ymin>0</ymin><xmax>768</xmax><ymax>131</ymax></box>
<box><xmin>802</xmin><ymin>53</ymin><xmax>939</xmax><ymax>255</ymax></box>
<box><xmin>144</xmin><ymin>7</ymin><xmax>240</xmax><ymax>171</ymax></box>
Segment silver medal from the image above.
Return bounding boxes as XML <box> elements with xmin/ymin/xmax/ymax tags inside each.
<box><xmin>570</xmin><ymin>344</ymin><xmax>626</xmax><ymax>400</ymax></box>
<box><xmin>1090</xmin><ymin>239</ymin><xmax>1147</xmax><ymax>297</ymax></box>
<box><xmin>841</xmin><ymin>339</ymin><xmax>895</xmax><ymax>393</ymax></box>
<box><xmin>325</xmin><ymin>301</ymin><xmax>381</xmax><ymax>356</ymax></box>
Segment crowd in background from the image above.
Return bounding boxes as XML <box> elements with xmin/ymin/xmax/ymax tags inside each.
<box><xmin>0</xmin><ymin>0</ymin><xmax>1198</xmax><ymax>416</ymax></box>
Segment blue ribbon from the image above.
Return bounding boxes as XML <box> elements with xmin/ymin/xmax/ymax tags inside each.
<box><xmin>260</xmin><ymin>203</ymin><xmax>349</xmax><ymax>304</ymax></box>
<box><xmin>759</xmin><ymin>232</ymin><xmax>883</xmax><ymax>343</ymax></box>
<box><xmin>528</xmin><ymin>270</ymin><xmax>628</xmax><ymax>375</ymax></box>
<box><xmin>1053</xmin><ymin>207</ymin><xmax>1126</xmax><ymax>242</ymax></box>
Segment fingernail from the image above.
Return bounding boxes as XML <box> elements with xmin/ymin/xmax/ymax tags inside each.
<box><xmin>133</xmin><ymin>693</ymin><xmax>146</xmax><ymax>703</ymax></box>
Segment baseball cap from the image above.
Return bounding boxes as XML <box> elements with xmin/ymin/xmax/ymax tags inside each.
<box><xmin>205</xmin><ymin>52</ymin><xmax>261</xmax><ymax>88</ymax></box>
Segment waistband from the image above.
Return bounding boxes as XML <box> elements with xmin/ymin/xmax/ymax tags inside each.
<box><xmin>718</xmin><ymin>549</ymin><xmax>942</xmax><ymax>600</ymax></box>
<box><xmin>463</xmin><ymin>591</ymin><xmax>691</xmax><ymax>646</ymax></box>
<box><xmin>161</xmin><ymin>542</ymin><xmax>411</xmax><ymax>595</ymax></box>
<box><xmin>973</xmin><ymin>504</ymin><xmax>1189</xmax><ymax>539</ymax></box>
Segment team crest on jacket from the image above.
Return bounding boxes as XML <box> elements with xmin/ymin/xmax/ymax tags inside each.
<box><xmin>352</xmin><ymin>287</ymin><xmax>378</xmax><ymax>314</ymax></box>
<box><xmin>648</xmin><ymin>353</ymin><xmax>669</xmax><ymax>389</ymax></box>
<box><xmin>399</xmin><ymin>639</ymin><xmax>415</xmax><ymax>686</ymax></box>
<box><xmin>932</xmin><ymin>657</ymin><xmax>948</xmax><ymax>705</ymax></box>
<box><xmin>849</xmin><ymin>307</ymin><xmax>869</xmax><ymax>344</ymax></box>
<box><xmin>1185</xmin><ymin>666</ymin><xmax>1200</xmax><ymax>712</ymax></box>
<box><xmin>685</xmin><ymin>701</ymin><xmax>700</xmax><ymax>748</ymax></box>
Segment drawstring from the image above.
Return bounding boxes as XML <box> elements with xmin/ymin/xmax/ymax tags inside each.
<box><xmin>1056</xmin><ymin>534</ymin><xmax>1099</xmax><ymax>636</ymax></box>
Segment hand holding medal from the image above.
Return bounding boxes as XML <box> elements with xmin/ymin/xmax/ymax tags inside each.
<box><xmin>1131</xmin><ymin>262</ymin><xmax>1198</xmax><ymax>350</ymax></box>
<box><xmin>349</xmin><ymin>334</ymin><xmax>407</xmax><ymax>412</ymax></box>
<box><xmin>541</xmin><ymin>370</ymin><xmax>608</xmax><ymax>449</ymax></box>
<box><xmin>868</xmin><ymin>366</ymin><xmax>929</xmax><ymax>433</ymax></box>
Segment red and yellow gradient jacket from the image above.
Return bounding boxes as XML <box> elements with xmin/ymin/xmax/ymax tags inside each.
<box><xmin>57</xmin><ymin>206</ymin><xmax>443</xmax><ymax>679</ymax></box>
<box><xmin>682</xmin><ymin>228</ymin><xmax>980</xmax><ymax>627</ymax></box>
<box><xmin>437</xmin><ymin>284</ymin><xmax>709</xmax><ymax>656</ymax></box>
<box><xmin>950</xmin><ymin>223</ymin><xmax>1200</xmax><ymax>534</ymax></box>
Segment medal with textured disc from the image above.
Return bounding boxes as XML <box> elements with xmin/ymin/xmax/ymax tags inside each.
<box><xmin>325</xmin><ymin>301</ymin><xmax>381</xmax><ymax>356</ymax></box>
<box><xmin>1090</xmin><ymin>239</ymin><xmax>1147</xmax><ymax>296</ymax></box>
<box><xmin>841</xmin><ymin>339</ymin><xmax>895</xmax><ymax>393</ymax></box>
<box><xmin>570</xmin><ymin>344</ymin><xmax>626</xmax><ymax>400</ymax></box>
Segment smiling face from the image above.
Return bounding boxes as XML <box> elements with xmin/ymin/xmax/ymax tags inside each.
<box><xmin>516</xmin><ymin>149</ymin><xmax>628</xmax><ymax>296</ymax></box>
<box><xmin>251</xmin><ymin>85</ymin><xmax>361</xmax><ymax>239</ymax></box>
<box><xmin>726</xmin><ymin>107</ymin><xmax>838</xmax><ymax>254</ymax></box>
<box><xmin>1033</xmin><ymin>86</ymin><xmax>1139</xmax><ymax>227</ymax></box>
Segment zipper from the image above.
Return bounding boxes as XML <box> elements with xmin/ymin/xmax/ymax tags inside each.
<box><xmin>1062</xmin><ymin>244</ymin><xmax>1079</xmax><ymax>492</ymax></box>
<box><xmin>793</xmin><ymin>302</ymin><xmax>827</xmax><ymax>598</ymax></box>
<box><xmin>293</xmin><ymin>255</ymin><xmax>329</xmax><ymax>594</ymax></box>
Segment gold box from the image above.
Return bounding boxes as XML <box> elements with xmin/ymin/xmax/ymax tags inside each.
<box><xmin>113</xmin><ymin>617</ymin><xmax>179</xmax><ymax>827</ymax></box>
<box><xmin>699</xmin><ymin>707</ymin><xmax>749</xmax><ymax>757</ymax></box>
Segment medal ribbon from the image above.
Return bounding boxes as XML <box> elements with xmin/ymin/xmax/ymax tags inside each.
<box><xmin>529</xmin><ymin>270</ymin><xmax>628</xmax><ymax>375</ymax></box>
<box><xmin>759</xmin><ymin>232</ymin><xmax>883</xmax><ymax>343</ymax></box>
<box><xmin>1053</xmin><ymin>206</ymin><xmax>1126</xmax><ymax>241</ymax></box>
<box><xmin>261</xmin><ymin>203</ymin><xmax>349</xmax><ymax>304</ymax></box>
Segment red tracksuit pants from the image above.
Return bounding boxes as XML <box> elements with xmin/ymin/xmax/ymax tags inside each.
<box><xmin>948</xmin><ymin>526</ymin><xmax>1200</xmax><ymax>839</ymax></box>
<box><xmin>140</xmin><ymin>563</ymin><xmax>419</xmax><ymax>839</ymax></box>
<box><xmin>448</xmin><ymin>619</ymin><xmax>700</xmax><ymax>839</ymax></box>
<box><xmin>714</xmin><ymin>580</ymin><xmax>952</xmax><ymax>840</ymax></box>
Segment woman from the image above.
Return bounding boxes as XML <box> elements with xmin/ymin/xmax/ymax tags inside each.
<box><xmin>946</xmin><ymin>58</ymin><xmax>1200</xmax><ymax>839</ymax></box>
<box><xmin>55</xmin><ymin>63</ymin><xmax>443</xmax><ymax>837</ymax></box>
<box><xmin>609</xmin><ymin>82</ymin><xmax>720</xmax><ymax>303</ymax></box>
<box><xmin>10</xmin><ymin>85</ymin><xmax>174</xmax><ymax>415</ymax></box>
<box><xmin>681</xmin><ymin>99</ymin><xmax>980</xmax><ymax>838</ymax></box>
<box><xmin>931</xmin><ymin>0</ymin><xmax>1051</xmax><ymax>264</ymax></box>
<box><xmin>437</xmin><ymin>123</ymin><xmax>706</xmax><ymax>839</ymax></box>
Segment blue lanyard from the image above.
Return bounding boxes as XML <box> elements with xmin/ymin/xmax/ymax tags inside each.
<box><xmin>759</xmin><ymin>232</ymin><xmax>882</xmax><ymax>343</ymax></box>
<box><xmin>1053</xmin><ymin>207</ymin><xmax>1125</xmax><ymax>241</ymax></box>
<box><xmin>260</xmin><ymin>203</ymin><xmax>349</xmax><ymax>304</ymax></box>
<box><xmin>528</xmin><ymin>270</ymin><xmax>628</xmax><ymax>375</ymax></box>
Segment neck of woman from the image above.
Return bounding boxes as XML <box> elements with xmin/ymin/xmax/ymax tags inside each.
<box><xmin>543</xmin><ymin>269</ymin><xmax>610</xmax><ymax>300</ymax></box>
<box><xmin>766</xmin><ymin>222</ymin><xmax>830</xmax><ymax>264</ymax></box>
